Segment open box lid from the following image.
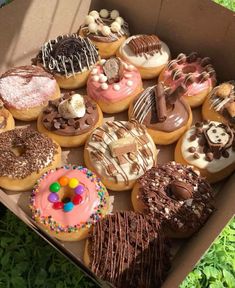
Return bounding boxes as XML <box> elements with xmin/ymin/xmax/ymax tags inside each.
<box><xmin>0</xmin><ymin>0</ymin><xmax>235</xmax><ymax>287</ymax></box>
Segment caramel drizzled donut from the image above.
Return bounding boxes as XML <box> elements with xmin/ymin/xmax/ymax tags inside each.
<box><xmin>84</xmin><ymin>211</ymin><xmax>171</xmax><ymax>288</ymax></box>
<box><xmin>132</xmin><ymin>162</ymin><xmax>215</xmax><ymax>238</ymax></box>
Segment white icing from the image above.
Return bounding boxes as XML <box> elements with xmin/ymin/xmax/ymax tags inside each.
<box><xmin>101</xmin><ymin>83</ymin><xmax>108</xmax><ymax>90</ymax></box>
<box><xmin>119</xmin><ymin>35</ymin><xmax>170</xmax><ymax>68</ymax></box>
<box><xmin>181</xmin><ymin>121</ymin><xmax>235</xmax><ymax>173</ymax></box>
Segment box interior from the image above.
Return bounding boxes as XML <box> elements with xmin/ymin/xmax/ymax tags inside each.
<box><xmin>0</xmin><ymin>0</ymin><xmax>235</xmax><ymax>287</ymax></box>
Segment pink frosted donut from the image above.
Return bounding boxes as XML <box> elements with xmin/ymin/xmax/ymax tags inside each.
<box><xmin>30</xmin><ymin>166</ymin><xmax>110</xmax><ymax>241</ymax></box>
<box><xmin>87</xmin><ymin>57</ymin><xmax>143</xmax><ymax>113</ymax></box>
<box><xmin>159</xmin><ymin>52</ymin><xmax>217</xmax><ymax>108</ymax></box>
<box><xmin>0</xmin><ymin>65</ymin><xmax>60</xmax><ymax>121</ymax></box>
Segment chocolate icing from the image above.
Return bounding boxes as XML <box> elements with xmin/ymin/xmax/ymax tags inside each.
<box><xmin>41</xmin><ymin>92</ymin><xmax>99</xmax><ymax>136</ymax></box>
<box><xmin>88</xmin><ymin>211</ymin><xmax>171</xmax><ymax>288</ymax></box>
<box><xmin>0</xmin><ymin>128</ymin><xmax>58</xmax><ymax>179</ymax></box>
<box><xmin>131</xmin><ymin>84</ymin><xmax>190</xmax><ymax>132</ymax></box>
<box><xmin>34</xmin><ymin>34</ymin><xmax>99</xmax><ymax>77</ymax></box>
<box><xmin>138</xmin><ymin>162</ymin><xmax>215</xmax><ymax>236</ymax></box>
<box><xmin>128</xmin><ymin>35</ymin><xmax>162</xmax><ymax>57</ymax></box>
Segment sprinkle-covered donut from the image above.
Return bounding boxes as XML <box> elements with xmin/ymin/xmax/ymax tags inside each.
<box><xmin>132</xmin><ymin>162</ymin><xmax>215</xmax><ymax>238</ymax></box>
<box><xmin>159</xmin><ymin>52</ymin><xmax>217</xmax><ymax>107</ymax></box>
<box><xmin>84</xmin><ymin>211</ymin><xmax>171</xmax><ymax>288</ymax></box>
<box><xmin>0</xmin><ymin>127</ymin><xmax>61</xmax><ymax>191</ymax></box>
<box><xmin>30</xmin><ymin>166</ymin><xmax>111</xmax><ymax>241</ymax></box>
<box><xmin>87</xmin><ymin>57</ymin><xmax>142</xmax><ymax>113</ymax></box>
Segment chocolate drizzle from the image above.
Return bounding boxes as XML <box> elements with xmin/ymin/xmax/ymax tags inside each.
<box><xmin>41</xmin><ymin>92</ymin><xmax>99</xmax><ymax>136</ymax></box>
<box><xmin>87</xmin><ymin>120</ymin><xmax>156</xmax><ymax>185</ymax></box>
<box><xmin>128</xmin><ymin>35</ymin><xmax>162</xmax><ymax>57</ymax></box>
<box><xmin>131</xmin><ymin>84</ymin><xmax>190</xmax><ymax>132</ymax></box>
<box><xmin>138</xmin><ymin>162</ymin><xmax>214</xmax><ymax>237</ymax></box>
<box><xmin>0</xmin><ymin>128</ymin><xmax>58</xmax><ymax>179</ymax></box>
<box><xmin>209</xmin><ymin>81</ymin><xmax>235</xmax><ymax>125</ymax></box>
<box><xmin>88</xmin><ymin>211</ymin><xmax>171</xmax><ymax>288</ymax></box>
<box><xmin>34</xmin><ymin>34</ymin><xmax>99</xmax><ymax>77</ymax></box>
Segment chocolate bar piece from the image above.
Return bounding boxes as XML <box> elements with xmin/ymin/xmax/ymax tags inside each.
<box><xmin>128</xmin><ymin>35</ymin><xmax>161</xmax><ymax>56</ymax></box>
<box><xmin>109</xmin><ymin>136</ymin><xmax>137</xmax><ymax>157</ymax></box>
<box><xmin>103</xmin><ymin>58</ymin><xmax>124</xmax><ymax>84</ymax></box>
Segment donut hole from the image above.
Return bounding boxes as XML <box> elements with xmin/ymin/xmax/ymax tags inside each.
<box><xmin>58</xmin><ymin>186</ymin><xmax>75</xmax><ymax>203</ymax></box>
<box><xmin>182</xmin><ymin>65</ymin><xmax>197</xmax><ymax>74</ymax></box>
<box><xmin>11</xmin><ymin>146</ymin><xmax>25</xmax><ymax>157</ymax></box>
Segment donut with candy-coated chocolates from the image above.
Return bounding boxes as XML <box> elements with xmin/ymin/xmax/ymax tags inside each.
<box><xmin>158</xmin><ymin>52</ymin><xmax>216</xmax><ymax>108</ymax></box>
<box><xmin>30</xmin><ymin>166</ymin><xmax>111</xmax><ymax>241</ymax></box>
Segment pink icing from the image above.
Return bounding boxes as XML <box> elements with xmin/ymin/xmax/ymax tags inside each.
<box><xmin>87</xmin><ymin>62</ymin><xmax>142</xmax><ymax>103</ymax></box>
<box><xmin>34</xmin><ymin>168</ymin><xmax>100</xmax><ymax>227</ymax></box>
<box><xmin>0</xmin><ymin>68</ymin><xmax>57</xmax><ymax>109</ymax></box>
<box><xmin>162</xmin><ymin>60</ymin><xmax>215</xmax><ymax>96</ymax></box>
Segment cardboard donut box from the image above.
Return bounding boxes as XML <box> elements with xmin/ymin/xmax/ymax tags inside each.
<box><xmin>0</xmin><ymin>0</ymin><xmax>235</xmax><ymax>287</ymax></box>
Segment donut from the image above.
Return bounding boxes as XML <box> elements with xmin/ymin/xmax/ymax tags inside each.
<box><xmin>30</xmin><ymin>166</ymin><xmax>111</xmax><ymax>241</ymax></box>
<box><xmin>0</xmin><ymin>128</ymin><xmax>61</xmax><ymax>191</ymax></box>
<box><xmin>0</xmin><ymin>101</ymin><xmax>14</xmax><ymax>133</ymax></box>
<box><xmin>84</xmin><ymin>211</ymin><xmax>171</xmax><ymax>288</ymax></box>
<box><xmin>34</xmin><ymin>34</ymin><xmax>99</xmax><ymax>89</ymax></box>
<box><xmin>175</xmin><ymin>121</ymin><xmax>235</xmax><ymax>183</ymax></box>
<box><xmin>128</xmin><ymin>83</ymin><xmax>192</xmax><ymax>144</ymax></box>
<box><xmin>84</xmin><ymin>120</ymin><xmax>158</xmax><ymax>191</ymax></box>
<box><xmin>202</xmin><ymin>81</ymin><xmax>235</xmax><ymax>125</ymax></box>
<box><xmin>117</xmin><ymin>34</ymin><xmax>170</xmax><ymax>79</ymax></box>
<box><xmin>37</xmin><ymin>91</ymin><xmax>103</xmax><ymax>148</ymax></box>
<box><xmin>0</xmin><ymin>65</ymin><xmax>60</xmax><ymax>121</ymax></box>
<box><xmin>158</xmin><ymin>52</ymin><xmax>217</xmax><ymax>108</ymax></box>
<box><xmin>132</xmin><ymin>162</ymin><xmax>215</xmax><ymax>238</ymax></box>
<box><xmin>79</xmin><ymin>9</ymin><xmax>129</xmax><ymax>59</ymax></box>
<box><xmin>87</xmin><ymin>57</ymin><xmax>143</xmax><ymax>113</ymax></box>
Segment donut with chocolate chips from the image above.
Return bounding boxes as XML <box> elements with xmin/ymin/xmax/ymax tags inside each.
<box><xmin>33</xmin><ymin>34</ymin><xmax>99</xmax><ymax>89</ymax></box>
<box><xmin>202</xmin><ymin>81</ymin><xmax>235</xmax><ymax>126</ymax></box>
<box><xmin>0</xmin><ymin>127</ymin><xmax>61</xmax><ymax>191</ymax></box>
<box><xmin>132</xmin><ymin>162</ymin><xmax>215</xmax><ymax>238</ymax></box>
<box><xmin>84</xmin><ymin>211</ymin><xmax>171</xmax><ymax>288</ymax></box>
<box><xmin>128</xmin><ymin>82</ymin><xmax>192</xmax><ymax>144</ymax></box>
<box><xmin>158</xmin><ymin>52</ymin><xmax>217</xmax><ymax>108</ymax></box>
<box><xmin>175</xmin><ymin>120</ymin><xmax>235</xmax><ymax>183</ymax></box>
<box><xmin>37</xmin><ymin>91</ymin><xmax>103</xmax><ymax>147</ymax></box>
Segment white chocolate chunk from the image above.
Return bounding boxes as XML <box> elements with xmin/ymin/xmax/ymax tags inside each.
<box><xmin>113</xmin><ymin>84</ymin><xmax>121</xmax><ymax>91</ymax></box>
<box><xmin>101</xmin><ymin>83</ymin><xmax>108</xmax><ymax>90</ymax></box>
<box><xmin>101</xmin><ymin>25</ymin><xmax>111</xmax><ymax>36</ymax></box>
<box><xmin>127</xmin><ymin>64</ymin><xmax>135</xmax><ymax>71</ymax></box>
<box><xmin>91</xmin><ymin>68</ymin><xmax>98</xmax><ymax>75</ymax></box>
<box><xmin>115</xmin><ymin>16</ymin><xmax>124</xmax><ymax>26</ymax></box>
<box><xmin>92</xmin><ymin>75</ymin><xmax>99</xmax><ymax>82</ymax></box>
<box><xmin>58</xmin><ymin>94</ymin><xmax>86</xmax><ymax>119</ymax></box>
<box><xmin>84</xmin><ymin>15</ymin><xmax>94</xmax><ymax>25</ymax></box>
<box><xmin>89</xmin><ymin>10</ymin><xmax>99</xmax><ymax>19</ymax></box>
<box><xmin>99</xmin><ymin>74</ymin><xmax>108</xmax><ymax>83</ymax></box>
<box><xmin>88</xmin><ymin>22</ymin><xmax>98</xmax><ymax>33</ymax></box>
<box><xmin>100</xmin><ymin>9</ymin><xmax>109</xmax><ymax>18</ymax></box>
<box><xmin>127</xmin><ymin>80</ymin><xmax>133</xmax><ymax>87</ymax></box>
<box><xmin>111</xmin><ymin>21</ymin><xmax>121</xmax><ymax>32</ymax></box>
<box><xmin>110</xmin><ymin>9</ymin><xmax>119</xmax><ymax>19</ymax></box>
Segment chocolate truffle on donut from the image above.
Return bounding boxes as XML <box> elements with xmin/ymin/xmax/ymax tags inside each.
<box><xmin>175</xmin><ymin>121</ymin><xmax>235</xmax><ymax>183</ymax></box>
<box><xmin>84</xmin><ymin>120</ymin><xmax>158</xmax><ymax>191</ymax></box>
<box><xmin>0</xmin><ymin>66</ymin><xmax>60</xmax><ymax>121</ymax></box>
<box><xmin>34</xmin><ymin>34</ymin><xmax>99</xmax><ymax>89</ymax></box>
<box><xmin>0</xmin><ymin>101</ymin><xmax>14</xmax><ymax>133</ymax></box>
<box><xmin>84</xmin><ymin>211</ymin><xmax>171</xmax><ymax>288</ymax></box>
<box><xmin>79</xmin><ymin>9</ymin><xmax>129</xmax><ymax>59</ymax></box>
<box><xmin>0</xmin><ymin>128</ymin><xmax>61</xmax><ymax>191</ymax></box>
<box><xmin>30</xmin><ymin>166</ymin><xmax>111</xmax><ymax>241</ymax></box>
<box><xmin>37</xmin><ymin>91</ymin><xmax>103</xmax><ymax>147</ymax></box>
<box><xmin>159</xmin><ymin>52</ymin><xmax>216</xmax><ymax>108</ymax></box>
<box><xmin>87</xmin><ymin>57</ymin><xmax>143</xmax><ymax>113</ymax></box>
<box><xmin>132</xmin><ymin>162</ymin><xmax>215</xmax><ymax>238</ymax></box>
<box><xmin>202</xmin><ymin>81</ymin><xmax>235</xmax><ymax>125</ymax></box>
<box><xmin>117</xmin><ymin>34</ymin><xmax>170</xmax><ymax>79</ymax></box>
<box><xmin>128</xmin><ymin>82</ymin><xmax>192</xmax><ymax>144</ymax></box>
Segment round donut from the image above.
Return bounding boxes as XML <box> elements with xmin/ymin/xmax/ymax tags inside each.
<box><xmin>0</xmin><ymin>128</ymin><xmax>61</xmax><ymax>191</ymax></box>
<box><xmin>30</xmin><ymin>166</ymin><xmax>111</xmax><ymax>241</ymax></box>
<box><xmin>84</xmin><ymin>120</ymin><xmax>158</xmax><ymax>191</ymax></box>
<box><xmin>84</xmin><ymin>211</ymin><xmax>171</xmax><ymax>288</ymax></box>
<box><xmin>34</xmin><ymin>34</ymin><xmax>99</xmax><ymax>89</ymax></box>
<box><xmin>131</xmin><ymin>162</ymin><xmax>215</xmax><ymax>238</ymax></box>
<box><xmin>37</xmin><ymin>91</ymin><xmax>103</xmax><ymax>148</ymax></box>
<box><xmin>0</xmin><ymin>103</ymin><xmax>14</xmax><ymax>133</ymax></box>
<box><xmin>79</xmin><ymin>9</ymin><xmax>129</xmax><ymax>59</ymax></box>
<box><xmin>117</xmin><ymin>34</ymin><xmax>170</xmax><ymax>79</ymax></box>
<box><xmin>0</xmin><ymin>65</ymin><xmax>60</xmax><ymax>121</ymax></box>
<box><xmin>158</xmin><ymin>52</ymin><xmax>217</xmax><ymax>108</ymax></box>
<box><xmin>128</xmin><ymin>83</ymin><xmax>192</xmax><ymax>145</ymax></box>
<box><xmin>87</xmin><ymin>57</ymin><xmax>143</xmax><ymax>113</ymax></box>
<box><xmin>175</xmin><ymin>121</ymin><xmax>235</xmax><ymax>183</ymax></box>
<box><xmin>202</xmin><ymin>81</ymin><xmax>235</xmax><ymax>125</ymax></box>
